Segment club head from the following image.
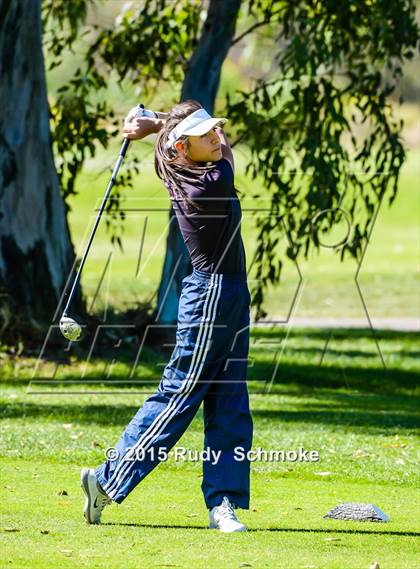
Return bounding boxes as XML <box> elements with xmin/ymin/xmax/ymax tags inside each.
<box><xmin>59</xmin><ymin>316</ymin><xmax>83</xmax><ymax>342</ymax></box>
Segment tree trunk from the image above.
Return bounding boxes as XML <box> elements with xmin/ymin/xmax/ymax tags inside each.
<box><xmin>154</xmin><ymin>0</ymin><xmax>241</xmax><ymax>324</ymax></box>
<box><xmin>0</xmin><ymin>0</ymin><xmax>81</xmax><ymax>341</ymax></box>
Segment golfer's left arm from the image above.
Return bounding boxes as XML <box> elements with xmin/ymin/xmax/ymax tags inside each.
<box><xmin>215</xmin><ymin>127</ymin><xmax>234</xmax><ymax>173</ymax></box>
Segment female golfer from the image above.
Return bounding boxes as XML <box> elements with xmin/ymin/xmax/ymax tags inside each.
<box><xmin>81</xmin><ymin>100</ymin><xmax>253</xmax><ymax>533</ymax></box>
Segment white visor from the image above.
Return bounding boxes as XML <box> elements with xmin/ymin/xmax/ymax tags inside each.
<box><xmin>166</xmin><ymin>108</ymin><xmax>227</xmax><ymax>149</ymax></box>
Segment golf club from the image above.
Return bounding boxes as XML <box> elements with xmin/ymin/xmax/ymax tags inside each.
<box><xmin>59</xmin><ymin>104</ymin><xmax>155</xmax><ymax>341</ymax></box>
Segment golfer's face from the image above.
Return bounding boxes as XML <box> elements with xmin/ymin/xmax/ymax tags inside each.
<box><xmin>187</xmin><ymin>128</ymin><xmax>222</xmax><ymax>162</ymax></box>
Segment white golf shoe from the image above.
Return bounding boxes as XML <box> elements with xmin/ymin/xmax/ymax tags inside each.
<box><xmin>209</xmin><ymin>496</ymin><xmax>247</xmax><ymax>533</ymax></box>
<box><xmin>80</xmin><ymin>468</ymin><xmax>111</xmax><ymax>524</ymax></box>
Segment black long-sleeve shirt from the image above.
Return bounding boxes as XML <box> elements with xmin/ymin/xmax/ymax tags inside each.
<box><xmin>172</xmin><ymin>159</ymin><xmax>246</xmax><ymax>274</ymax></box>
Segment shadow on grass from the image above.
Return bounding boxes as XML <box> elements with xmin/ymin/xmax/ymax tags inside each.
<box><xmin>2</xmin><ymin>329</ymin><xmax>419</xmax><ymax>430</ymax></box>
<box><xmin>104</xmin><ymin>522</ymin><xmax>420</xmax><ymax>537</ymax></box>
<box><xmin>2</xmin><ymin>392</ymin><xmax>419</xmax><ymax>431</ymax></box>
<box><xmin>248</xmin><ymin>362</ymin><xmax>419</xmax><ymax>395</ymax></box>
<box><xmin>4</xmin><ymin>356</ymin><xmax>419</xmax><ymax>396</ymax></box>
<box><xmin>7</xmin><ymin>328</ymin><xmax>413</xmax><ymax>395</ymax></box>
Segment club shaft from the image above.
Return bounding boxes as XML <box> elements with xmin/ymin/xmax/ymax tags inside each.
<box><xmin>62</xmin><ymin>138</ymin><xmax>131</xmax><ymax>316</ymax></box>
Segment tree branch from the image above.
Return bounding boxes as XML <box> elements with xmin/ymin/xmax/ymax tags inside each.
<box><xmin>231</xmin><ymin>9</ymin><xmax>282</xmax><ymax>45</ymax></box>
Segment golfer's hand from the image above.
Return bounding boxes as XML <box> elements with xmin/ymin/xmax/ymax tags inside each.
<box><xmin>122</xmin><ymin>117</ymin><xmax>161</xmax><ymax>139</ymax></box>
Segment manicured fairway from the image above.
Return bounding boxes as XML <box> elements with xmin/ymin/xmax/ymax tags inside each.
<box><xmin>1</xmin><ymin>459</ymin><xmax>419</xmax><ymax>569</ymax></box>
<box><xmin>1</xmin><ymin>329</ymin><xmax>419</xmax><ymax>568</ymax></box>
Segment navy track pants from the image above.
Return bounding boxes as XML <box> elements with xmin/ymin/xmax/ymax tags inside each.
<box><xmin>96</xmin><ymin>268</ymin><xmax>253</xmax><ymax>509</ymax></box>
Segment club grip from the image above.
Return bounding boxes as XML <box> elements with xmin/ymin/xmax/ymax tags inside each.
<box><xmin>120</xmin><ymin>103</ymin><xmax>157</xmax><ymax>157</ymax></box>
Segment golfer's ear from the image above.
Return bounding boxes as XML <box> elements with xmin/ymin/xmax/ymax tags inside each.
<box><xmin>174</xmin><ymin>141</ymin><xmax>184</xmax><ymax>154</ymax></box>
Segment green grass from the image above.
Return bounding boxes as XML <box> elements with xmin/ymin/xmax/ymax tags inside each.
<box><xmin>2</xmin><ymin>462</ymin><xmax>418</xmax><ymax>568</ymax></box>
<box><xmin>1</xmin><ymin>328</ymin><xmax>419</xmax><ymax>568</ymax></box>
